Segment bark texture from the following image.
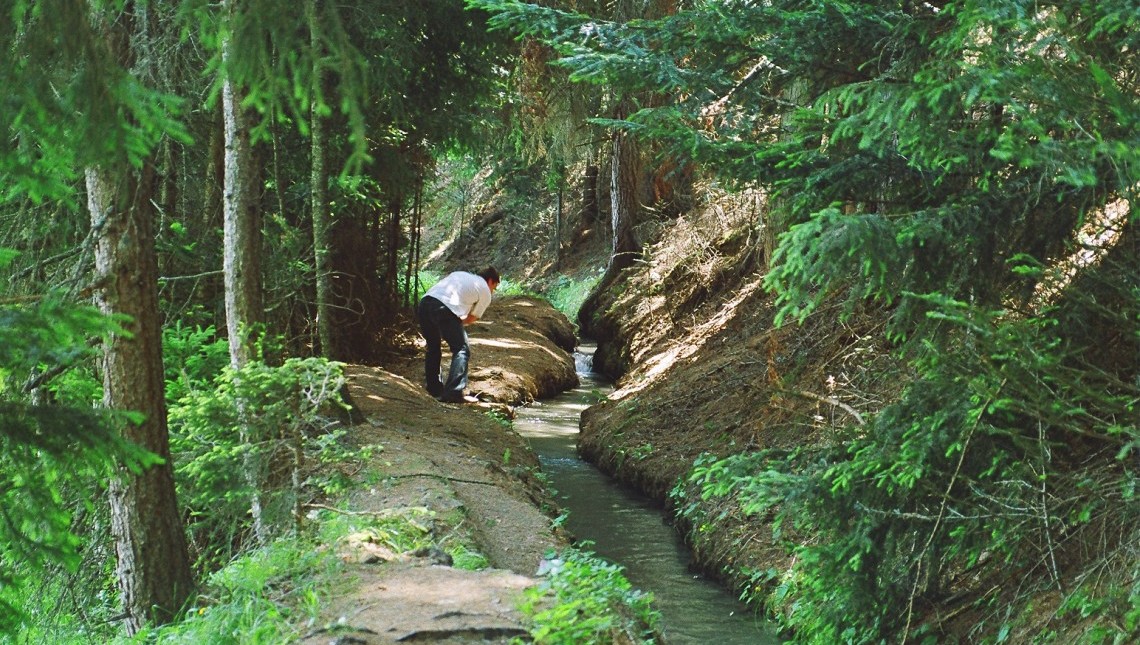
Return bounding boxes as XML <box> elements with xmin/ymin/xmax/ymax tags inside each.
<box><xmin>608</xmin><ymin>97</ymin><xmax>642</xmax><ymax>273</ymax></box>
<box><xmin>221</xmin><ymin>0</ymin><xmax>268</xmax><ymax>542</ymax></box>
<box><xmin>309</xmin><ymin>0</ymin><xmax>334</xmax><ymax>358</ymax></box>
<box><xmin>87</xmin><ymin>165</ymin><xmax>195</xmax><ymax>633</ymax></box>
<box><xmin>221</xmin><ymin>56</ymin><xmax>263</xmax><ymax>369</ymax></box>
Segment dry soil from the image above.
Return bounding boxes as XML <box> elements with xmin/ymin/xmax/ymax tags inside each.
<box><xmin>296</xmin><ymin>295</ymin><xmax>580</xmax><ymax>645</ymax></box>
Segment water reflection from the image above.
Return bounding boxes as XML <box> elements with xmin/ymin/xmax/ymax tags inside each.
<box><xmin>515</xmin><ymin>347</ymin><xmax>780</xmax><ymax>645</ymax></box>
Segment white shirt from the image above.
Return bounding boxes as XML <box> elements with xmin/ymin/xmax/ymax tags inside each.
<box><xmin>425</xmin><ymin>271</ymin><xmax>493</xmax><ymax>320</ymax></box>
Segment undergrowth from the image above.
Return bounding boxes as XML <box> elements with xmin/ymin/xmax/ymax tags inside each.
<box><xmin>674</xmin><ymin>291</ymin><xmax>1140</xmax><ymax>644</ymax></box>
<box><xmin>129</xmin><ymin>507</ymin><xmax>439</xmax><ymax>644</ymax></box>
<box><xmin>515</xmin><ymin>547</ymin><xmax>660</xmax><ymax>644</ymax></box>
<box><xmin>544</xmin><ymin>272</ymin><xmax>602</xmax><ymax>320</ymax></box>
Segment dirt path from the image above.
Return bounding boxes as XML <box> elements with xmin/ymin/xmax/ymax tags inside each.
<box><xmin>298</xmin><ymin>295</ymin><xmax>580</xmax><ymax>644</ymax></box>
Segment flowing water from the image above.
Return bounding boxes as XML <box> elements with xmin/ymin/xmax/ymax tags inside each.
<box><xmin>514</xmin><ymin>345</ymin><xmax>780</xmax><ymax>644</ymax></box>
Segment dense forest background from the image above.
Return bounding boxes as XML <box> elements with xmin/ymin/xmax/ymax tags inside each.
<box><xmin>2</xmin><ymin>0</ymin><xmax>1138</xmax><ymax>643</ymax></box>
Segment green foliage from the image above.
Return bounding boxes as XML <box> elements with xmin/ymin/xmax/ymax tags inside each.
<box><xmin>449</xmin><ymin>544</ymin><xmax>491</xmax><ymax>571</ymax></box>
<box><xmin>182</xmin><ymin>0</ymin><xmax>371</xmax><ymax>170</ymax></box>
<box><xmin>169</xmin><ymin>356</ymin><xmax>353</xmax><ymax>567</ymax></box>
<box><xmin>0</xmin><ymin>404</ymin><xmax>159</xmax><ymax>633</ymax></box>
<box><xmin>130</xmin><ymin>507</ymin><xmax>447</xmax><ymax>643</ymax></box>
<box><xmin>184</xmin><ymin>0</ymin><xmax>512</xmax><ymax>173</ymax></box>
<box><xmin>316</xmin><ymin>508</ymin><xmax>434</xmax><ymax>556</ymax></box>
<box><xmin>0</xmin><ymin>0</ymin><xmax>188</xmax><ymax>203</ymax></box>
<box><xmin>517</xmin><ymin>548</ymin><xmax>660</xmax><ymax>645</ymax></box>
<box><xmin>0</xmin><ymin>565</ymin><xmax>119</xmax><ymax>644</ymax></box>
<box><xmin>481</xmin><ymin>1</ymin><xmax>1140</xmax><ymax>640</ymax></box>
<box><xmin>494</xmin><ymin>277</ymin><xmax>531</xmax><ymax>297</ymax></box>
<box><xmin>682</xmin><ymin>291</ymin><xmax>1140</xmax><ymax>642</ymax></box>
<box><xmin>545</xmin><ymin>273</ymin><xmax>602</xmax><ymax>319</ymax></box>
<box><xmin>133</xmin><ymin>534</ymin><xmax>340</xmax><ymax>644</ymax></box>
<box><xmin>477</xmin><ymin>0</ymin><xmax>1140</xmax><ymax>333</ymax></box>
<box><xmin>162</xmin><ymin>323</ymin><xmax>231</xmax><ymax>403</ymax></box>
<box><xmin>0</xmin><ymin>255</ymin><xmax>163</xmax><ymax>634</ymax></box>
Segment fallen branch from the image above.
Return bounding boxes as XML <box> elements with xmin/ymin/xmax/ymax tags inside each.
<box><xmin>791</xmin><ymin>389</ymin><xmax>866</xmax><ymax>426</ymax></box>
<box><xmin>384</xmin><ymin>472</ymin><xmax>498</xmax><ymax>486</ymax></box>
<box><xmin>303</xmin><ymin>503</ymin><xmax>429</xmax><ymax>517</ymax></box>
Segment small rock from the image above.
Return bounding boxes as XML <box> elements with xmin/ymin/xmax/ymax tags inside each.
<box><xmin>412</xmin><ymin>545</ymin><xmax>454</xmax><ymax>566</ymax></box>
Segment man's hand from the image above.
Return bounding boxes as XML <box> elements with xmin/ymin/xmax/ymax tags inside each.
<box><xmin>462</xmin><ymin>314</ymin><xmax>479</xmax><ymax>325</ymax></box>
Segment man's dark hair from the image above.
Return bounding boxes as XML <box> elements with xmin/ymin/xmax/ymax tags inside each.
<box><xmin>478</xmin><ymin>266</ymin><xmax>500</xmax><ymax>283</ymax></box>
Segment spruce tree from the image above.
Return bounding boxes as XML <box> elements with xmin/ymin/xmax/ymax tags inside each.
<box><xmin>473</xmin><ymin>0</ymin><xmax>1140</xmax><ymax>640</ymax></box>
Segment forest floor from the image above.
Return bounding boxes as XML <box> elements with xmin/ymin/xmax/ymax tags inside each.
<box><xmin>295</xmin><ymin>295</ymin><xmax>581</xmax><ymax>645</ymax></box>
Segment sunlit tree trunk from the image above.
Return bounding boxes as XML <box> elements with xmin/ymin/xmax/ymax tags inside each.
<box><xmin>87</xmin><ymin>163</ymin><xmax>194</xmax><ymax>634</ymax></box>
<box><xmin>85</xmin><ymin>3</ymin><xmax>194</xmax><ymax>633</ymax></box>
<box><xmin>554</xmin><ymin>177</ymin><xmax>563</xmax><ymax>265</ymax></box>
<box><xmin>222</xmin><ymin>59</ymin><xmax>263</xmax><ymax>367</ymax></box>
<box><xmin>221</xmin><ymin>0</ymin><xmax>267</xmax><ymax>542</ymax></box>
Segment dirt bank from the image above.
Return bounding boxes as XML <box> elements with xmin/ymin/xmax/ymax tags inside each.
<box><xmin>298</xmin><ymin>295</ymin><xmax>579</xmax><ymax>644</ymax></box>
<box><xmin>575</xmin><ymin>207</ymin><xmax>897</xmax><ymax>604</ymax></box>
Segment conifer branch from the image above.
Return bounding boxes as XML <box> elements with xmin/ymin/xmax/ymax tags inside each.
<box><xmin>901</xmin><ymin>379</ymin><xmax>1006</xmax><ymax>643</ymax></box>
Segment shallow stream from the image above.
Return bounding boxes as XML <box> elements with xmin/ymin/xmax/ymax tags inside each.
<box><xmin>514</xmin><ymin>345</ymin><xmax>780</xmax><ymax>644</ymax></box>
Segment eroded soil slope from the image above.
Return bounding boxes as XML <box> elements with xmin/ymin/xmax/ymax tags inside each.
<box><xmin>576</xmin><ymin>206</ymin><xmax>900</xmax><ymax>597</ymax></box>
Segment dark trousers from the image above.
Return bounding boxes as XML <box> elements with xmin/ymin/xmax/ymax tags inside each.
<box><xmin>416</xmin><ymin>295</ymin><xmax>469</xmax><ymax>398</ymax></box>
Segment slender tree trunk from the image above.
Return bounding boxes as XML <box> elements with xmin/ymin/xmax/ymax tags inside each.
<box><xmin>413</xmin><ymin>177</ymin><xmax>423</xmax><ymax>302</ymax></box>
<box><xmin>203</xmin><ymin>101</ymin><xmax>225</xmax><ymax>235</ymax></box>
<box><xmin>221</xmin><ymin>1</ymin><xmax>267</xmax><ymax>542</ymax></box>
<box><xmin>222</xmin><ymin>78</ymin><xmax>263</xmax><ymax>367</ymax></box>
<box><xmin>309</xmin><ymin>0</ymin><xmax>333</xmax><ymax>358</ymax></box>
<box><xmin>88</xmin><ymin>163</ymin><xmax>194</xmax><ymax>634</ymax></box>
<box><xmin>405</xmin><ymin>175</ymin><xmax>423</xmax><ymax>308</ymax></box>
<box><xmin>555</xmin><ymin>174</ymin><xmax>563</xmax><ymax>266</ymax></box>
<box><xmin>577</xmin><ymin>162</ymin><xmax>599</xmax><ymax>237</ymax></box>
<box><xmin>385</xmin><ymin>201</ymin><xmax>402</xmax><ymax>309</ymax></box>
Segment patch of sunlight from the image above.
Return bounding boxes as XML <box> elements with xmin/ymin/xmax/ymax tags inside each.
<box><xmin>424</xmin><ymin>230</ymin><xmax>457</xmax><ymax>266</ymax></box>
<box><xmin>1030</xmin><ymin>196</ymin><xmax>1129</xmax><ymax>308</ymax></box>
<box><xmin>471</xmin><ymin>338</ymin><xmax>526</xmax><ymax>349</ymax></box>
<box><xmin>611</xmin><ymin>274</ymin><xmax>767</xmax><ymax>400</ymax></box>
<box><xmin>635</xmin><ymin>294</ymin><xmax>667</xmax><ymax>319</ymax></box>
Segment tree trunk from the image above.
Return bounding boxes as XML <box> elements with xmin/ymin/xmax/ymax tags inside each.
<box><xmin>414</xmin><ymin>178</ymin><xmax>423</xmax><ymax>301</ymax></box>
<box><xmin>554</xmin><ymin>172</ymin><xmax>563</xmax><ymax>266</ymax></box>
<box><xmin>609</xmin><ymin>97</ymin><xmax>641</xmax><ymax>272</ymax></box>
<box><xmin>384</xmin><ymin>200</ymin><xmax>402</xmax><ymax>313</ymax></box>
<box><xmin>87</xmin><ymin>163</ymin><xmax>194</xmax><ymax>634</ymax></box>
<box><xmin>84</xmin><ymin>3</ymin><xmax>194</xmax><ymax>632</ymax></box>
<box><xmin>405</xmin><ymin>175</ymin><xmax>423</xmax><ymax>308</ymax></box>
<box><xmin>309</xmin><ymin>0</ymin><xmax>333</xmax><ymax>359</ymax></box>
<box><xmin>763</xmin><ymin>78</ymin><xmax>809</xmax><ymax>269</ymax></box>
<box><xmin>222</xmin><ymin>71</ymin><xmax>263</xmax><ymax>368</ymax></box>
<box><xmin>575</xmin><ymin>162</ymin><xmax>600</xmax><ymax>240</ymax></box>
<box><xmin>221</xmin><ymin>1</ymin><xmax>267</xmax><ymax>542</ymax></box>
<box><xmin>203</xmin><ymin>101</ymin><xmax>225</xmax><ymax>236</ymax></box>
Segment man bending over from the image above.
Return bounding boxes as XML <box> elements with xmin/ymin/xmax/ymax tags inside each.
<box><xmin>416</xmin><ymin>267</ymin><xmax>500</xmax><ymax>403</ymax></box>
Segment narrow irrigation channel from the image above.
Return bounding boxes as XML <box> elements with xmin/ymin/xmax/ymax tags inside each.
<box><xmin>515</xmin><ymin>345</ymin><xmax>780</xmax><ymax>644</ymax></box>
